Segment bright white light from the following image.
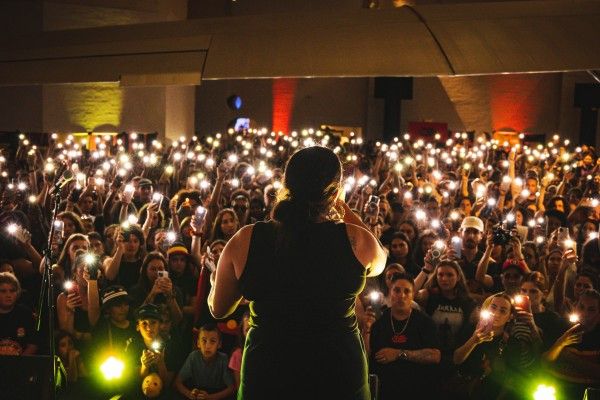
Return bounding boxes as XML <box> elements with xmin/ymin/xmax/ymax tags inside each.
<box><xmin>101</xmin><ymin>356</ymin><xmax>124</xmax><ymax>380</ymax></box>
<box><xmin>533</xmin><ymin>384</ymin><xmax>556</xmax><ymax>400</ymax></box>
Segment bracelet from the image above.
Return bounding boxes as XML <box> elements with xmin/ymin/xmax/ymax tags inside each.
<box><xmin>422</xmin><ymin>267</ymin><xmax>433</xmax><ymax>274</ymax></box>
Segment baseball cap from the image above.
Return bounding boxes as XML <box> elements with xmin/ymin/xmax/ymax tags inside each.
<box><xmin>136</xmin><ymin>304</ymin><xmax>161</xmax><ymax>321</ymax></box>
<box><xmin>138</xmin><ymin>178</ymin><xmax>153</xmax><ymax>188</ymax></box>
<box><xmin>101</xmin><ymin>285</ymin><xmax>130</xmax><ymax>309</ymax></box>
<box><xmin>501</xmin><ymin>259</ymin><xmax>528</xmax><ymax>275</ymax></box>
<box><xmin>460</xmin><ymin>216</ymin><xmax>484</xmax><ymax>233</ymax></box>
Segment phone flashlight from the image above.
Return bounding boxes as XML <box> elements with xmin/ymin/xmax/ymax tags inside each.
<box><xmin>568</xmin><ymin>313</ymin><xmax>580</xmax><ymax>324</ymax></box>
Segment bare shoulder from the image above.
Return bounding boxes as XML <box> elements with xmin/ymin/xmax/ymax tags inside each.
<box><xmin>226</xmin><ymin>224</ymin><xmax>255</xmax><ymax>279</ymax></box>
<box><xmin>344</xmin><ymin>223</ymin><xmax>386</xmax><ymax>277</ymax></box>
<box><xmin>344</xmin><ymin>223</ymin><xmax>377</xmax><ymax>264</ymax></box>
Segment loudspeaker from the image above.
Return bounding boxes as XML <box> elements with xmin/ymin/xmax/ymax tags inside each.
<box><xmin>0</xmin><ymin>355</ymin><xmax>54</xmax><ymax>400</ymax></box>
<box><xmin>374</xmin><ymin>77</ymin><xmax>413</xmax><ymax>99</ymax></box>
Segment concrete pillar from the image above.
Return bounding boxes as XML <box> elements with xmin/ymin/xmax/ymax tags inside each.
<box><xmin>165</xmin><ymin>86</ymin><xmax>196</xmax><ymax>140</ymax></box>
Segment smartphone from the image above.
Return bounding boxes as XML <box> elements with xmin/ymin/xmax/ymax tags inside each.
<box><xmin>557</xmin><ymin>227</ymin><xmax>570</xmax><ymax>242</ymax></box>
<box><xmin>366</xmin><ymin>291</ymin><xmax>383</xmax><ymax>319</ymax></box>
<box><xmin>193</xmin><ymin>206</ymin><xmax>208</xmax><ymax>231</ymax></box>
<box><xmin>513</xmin><ymin>294</ymin><xmax>530</xmax><ymax>312</ymax></box>
<box><xmin>451</xmin><ymin>236</ymin><xmax>462</xmax><ymax>259</ymax></box>
<box><xmin>476</xmin><ymin>310</ymin><xmax>494</xmax><ymax>333</ymax></box>
<box><xmin>64</xmin><ymin>280</ymin><xmax>80</xmax><ymax>298</ymax></box>
<box><xmin>54</xmin><ymin>220</ymin><xmax>65</xmax><ymax>238</ymax></box>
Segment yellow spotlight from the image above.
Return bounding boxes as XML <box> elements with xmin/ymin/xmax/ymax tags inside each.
<box><xmin>101</xmin><ymin>356</ymin><xmax>124</xmax><ymax>380</ymax></box>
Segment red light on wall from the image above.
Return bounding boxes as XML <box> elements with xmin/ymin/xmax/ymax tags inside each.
<box><xmin>272</xmin><ymin>78</ymin><xmax>297</xmax><ymax>134</ymax></box>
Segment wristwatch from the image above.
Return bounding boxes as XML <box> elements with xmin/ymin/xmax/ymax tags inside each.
<box><xmin>398</xmin><ymin>350</ymin><xmax>408</xmax><ymax>361</ymax></box>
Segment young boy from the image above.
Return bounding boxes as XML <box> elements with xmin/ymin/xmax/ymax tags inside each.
<box><xmin>175</xmin><ymin>323</ymin><xmax>234</xmax><ymax>400</ymax></box>
<box><xmin>0</xmin><ymin>272</ymin><xmax>37</xmax><ymax>356</ymax></box>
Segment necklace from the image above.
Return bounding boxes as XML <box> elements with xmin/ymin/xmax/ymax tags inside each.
<box><xmin>390</xmin><ymin>309</ymin><xmax>412</xmax><ymax>336</ymax></box>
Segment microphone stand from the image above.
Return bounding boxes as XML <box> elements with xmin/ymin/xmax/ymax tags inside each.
<box><xmin>36</xmin><ymin>180</ymin><xmax>65</xmax><ymax>399</ymax></box>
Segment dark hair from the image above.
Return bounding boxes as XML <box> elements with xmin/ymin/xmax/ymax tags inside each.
<box><xmin>58</xmin><ymin>211</ymin><xmax>85</xmax><ymax>234</ymax></box>
<box><xmin>389</xmin><ymin>232</ymin><xmax>414</xmax><ymax>262</ymax></box>
<box><xmin>121</xmin><ymin>224</ymin><xmax>146</xmax><ymax>260</ymax></box>
<box><xmin>523</xmin><ymin>271</ymin><xmax>547</xmax><ymax>292</ymax></box>
<box><xmin>87</xmin><ymin>231</ymin><xmax>102</xmax><ymax>242</ymax></box>
<box><xmin>137</xmin><ymin>251</ymin><xmax>167</xmax><ymax>290</ymax></box>
<box><xmin>199</xmin><ymin>323</ymin><xmax>221</xmax><ymax>339</ymax></box>
<box><xmin>576</xmin><ymin>268</ymin><xmax>598</xmax><ymax>289</ymax></box>
<box><xmin>578</xmin><ymin>289</ymin><xmax>600</xmax><ymax>306</ymax></box>
<box><xmin>56</xmin><ymin>233</ymin><xmax>90</xmax><ymax>279</ymax></box>
<box><xmin>425</xmin><ymin>260</ymin><xmax>471</xmax><ymax>300</ymax></box>
<box><xmin>210</xmin><ymin>208</ymin><xmax>239</xmax><ymax>242</ymax></box>
<box><xmin>545</xmin><ymin>209</ymin><xmax>567</xmax><ymax>227</ymax></box>
<box><xmin>389</xmin><ymin>272</ymin><xmax>414</xmax><ymax>288</ymax></box>
<box><xmin>272</xmin><ymin>146</ymin><xmax>341</xmax><ymax>228</ymax></box>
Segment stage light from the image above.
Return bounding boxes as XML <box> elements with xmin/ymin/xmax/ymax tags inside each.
<box><xmin>533</xmin><ymin>384</ymin><xmax>556</xmax><ymax>400</ymax></box>
<box><xmin>101</xmin><ymin>356</ymin><xmax>125</xmax><ymax>380</ymax></box>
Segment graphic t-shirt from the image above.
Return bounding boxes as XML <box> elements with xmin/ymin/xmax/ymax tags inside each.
<box><xmin>0</xmin><ymin>304</ymin><xmax>36</xmax><ymax>355</ymax></box>
<box><xmin>425</xmin><ymin>292</ymin><xmax>476</xmax><ymax>360</ymax></box>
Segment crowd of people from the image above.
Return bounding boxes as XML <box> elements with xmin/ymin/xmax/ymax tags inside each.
<box><xmin>0</xmin><ymin>127</ymin><xmax>599</xmax><ymax>399</ymax></box>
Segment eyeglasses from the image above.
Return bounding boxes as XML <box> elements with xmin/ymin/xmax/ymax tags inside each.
<box><xmin>575</xmin><ymin>283</ymin><xmax>592</xmax><ymax>289</ymax></box>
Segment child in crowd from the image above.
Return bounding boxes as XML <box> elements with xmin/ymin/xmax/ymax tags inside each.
<box><xmin>175</xmin><ymin>323</ymin><xmax>234</xmax><ymax>400</ymax></box>
<box><xmin>56</xmin><ymin>330</ymin><xmax>87</xmax><ymax>383</ymax></box>
<box><xmin>0</xmin><ymin>272</ymin><xmax>37</xmax><ymax>356</ymax></box>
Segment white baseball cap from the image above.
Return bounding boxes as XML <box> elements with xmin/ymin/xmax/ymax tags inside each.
<box><xmin>460</xmin><ymin>216</ymin><xmax>484</xmax><ymax>233</ymax></box>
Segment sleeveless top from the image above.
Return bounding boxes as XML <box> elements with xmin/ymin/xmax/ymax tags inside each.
<box><xmin>238</xmin><ymin>221</ymin><xmax>370</xmax><ymax>400</ymax></box>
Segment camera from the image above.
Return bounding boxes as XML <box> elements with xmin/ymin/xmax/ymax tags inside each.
<box><xmin>157</xmin><ymin>270</ymin><xmax>169</xmax><ymax>279</ymax></box>
<box><xmin>364</xmin><ymin>195</ymin><xmax>380</xmax><ymax>223</ymax></box>
<box><xmin>492</xmin><ymin>224</ymin><xmax>511</xmax><ymax>245</ymax></box>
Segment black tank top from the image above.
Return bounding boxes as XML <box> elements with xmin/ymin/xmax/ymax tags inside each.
<box><xmin>240</xmin><ymin>220</ymin><xmax>366</xmax><ymax>336</ymax></box>
<box><xmin>237</xmin><ymin>221</ymin><xmax>371</xmax><ymax>400</ymax></box>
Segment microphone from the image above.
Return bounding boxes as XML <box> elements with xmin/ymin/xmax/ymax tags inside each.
<box><xmin>49</xmin><ymin>170</ymin><xmax>74</xmax><ymax>196</ymax></box>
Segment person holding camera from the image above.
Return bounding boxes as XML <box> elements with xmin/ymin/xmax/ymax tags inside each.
<box><xmin>102</xmin><ymin>224</ymin><xmax>147</xmax><ymax>291</ymax></box>
<box><xmin>129</xmin><ymin>252</ymin><xmax>184</xmax><ymax>325</ymax></box>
